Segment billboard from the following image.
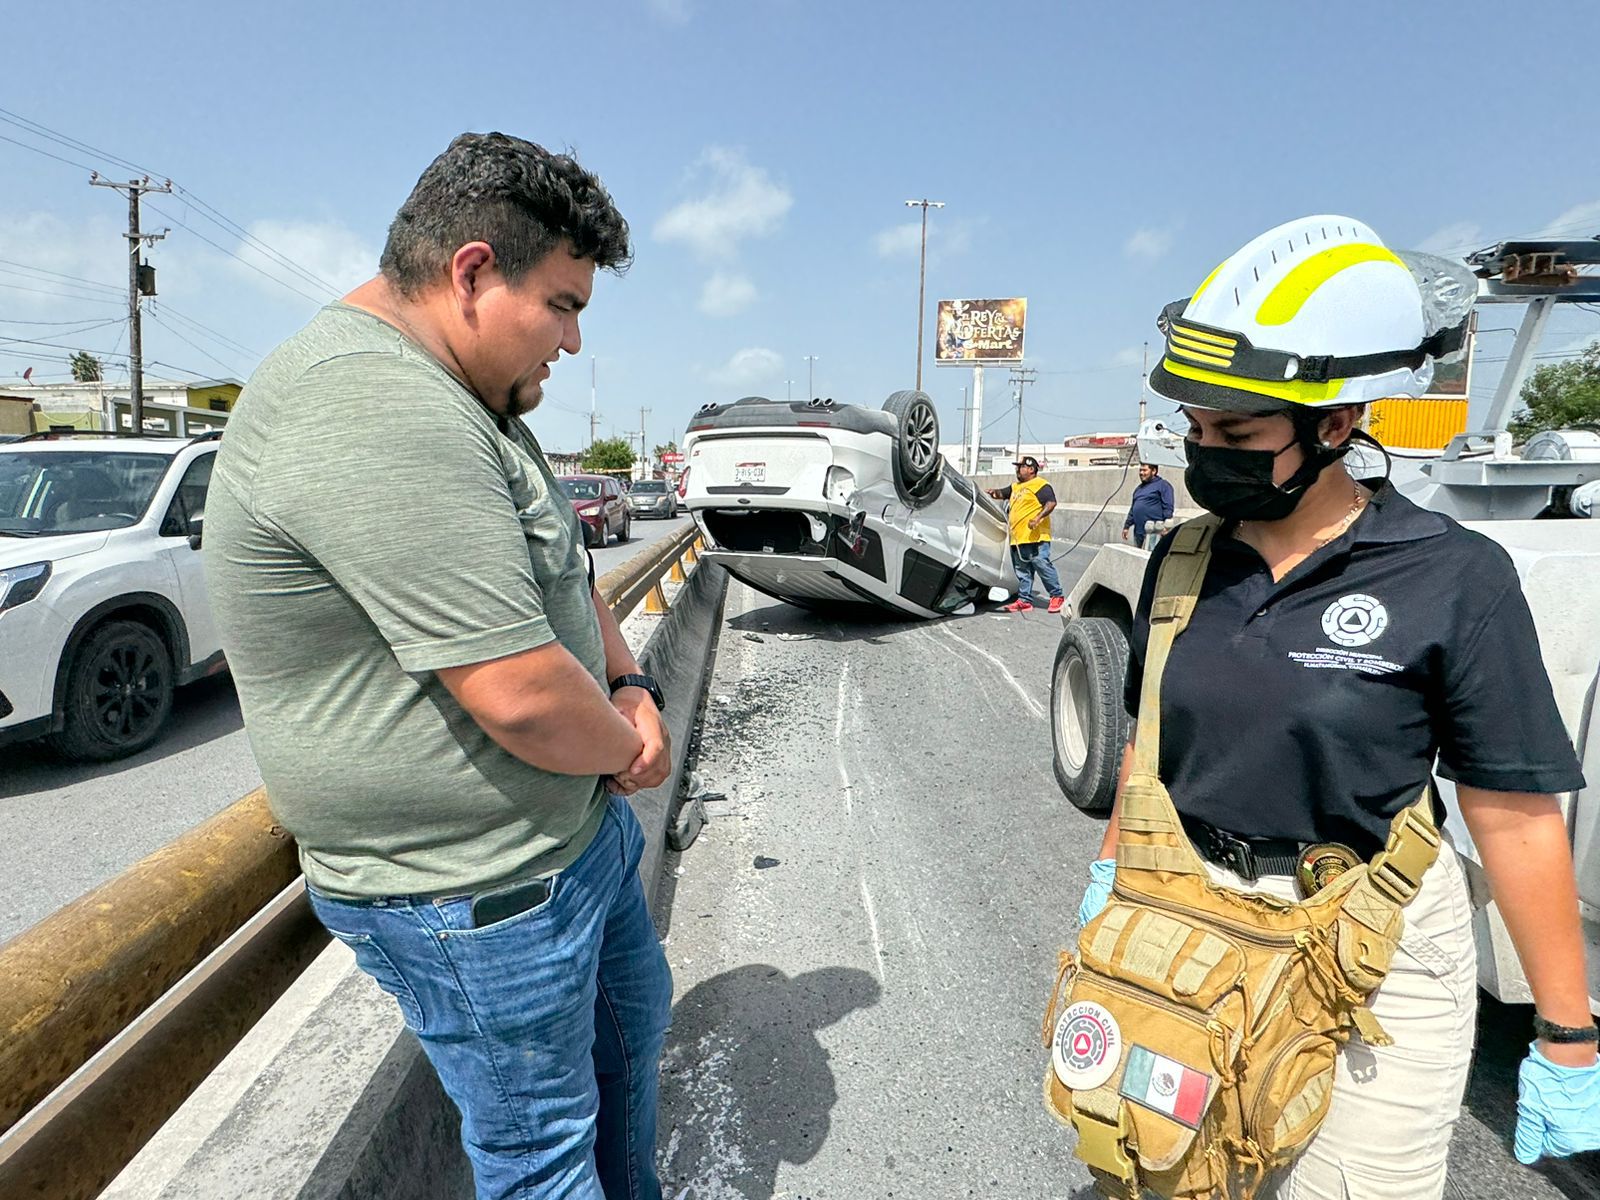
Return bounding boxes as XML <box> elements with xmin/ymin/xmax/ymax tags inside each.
<box><xmin>935</xmin><ymin>297</ymin><xmax>1027</xmax><ymax>365</ymax></box>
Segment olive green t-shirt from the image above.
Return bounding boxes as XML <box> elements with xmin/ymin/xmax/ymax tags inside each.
<box><xmin>205</xmin><ymin>303</ymin><xmax>606</xmax><ymax>899</ymax></box>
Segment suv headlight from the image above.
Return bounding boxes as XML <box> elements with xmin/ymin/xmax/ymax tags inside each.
<box><xmin>0</xmin><ymin>561</ymin><xmax>52</xmax><ymax>613</ymax></box>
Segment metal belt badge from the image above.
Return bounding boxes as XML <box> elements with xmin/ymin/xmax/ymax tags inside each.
<box><xmin>1297</xmin><ymin>842</ymin><xmax>1362</xmax><ymax>898</ymax></box>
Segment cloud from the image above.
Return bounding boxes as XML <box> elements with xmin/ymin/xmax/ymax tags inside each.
<box><xmin>646</xmin><ymin>0</ymin><xmax>691</xmax><ymax>20</ymax></box>
<box><xmin>874</xmin><ymin>223</ymin><xmax>923</xmax><ymax>258</ymax></box>
<box><xmin>654</xmin><ymin>148</ymin><xmax>793</xmax><ymax>260</ymax></box>
<box><xmin>1531</xmin><ymin>199</ymin><xmax>1600</xmax><ymax>239</ymax></box>
<box><xmin>227</xmin><ymin>219</ymin><xmax>377</xmax><ymax>299</ymax></box>
<box><xmin>1413</xmin><ymin>220</ymin><xmax>1484</xmax><ymax>256</ymax></box>
<box><xmin>698</xmin><ymin>272</ymin><xmax>758</xmax><ymax>317</ymax></box>
<box><xmin>0</xmin><ymin>211</ymin><xmax>128</xmax><ymax>308</ymax></box>
<box><xmin>873</xmin><ymin>219</ymin><xmax>971</xmax><ymax>261</ymax></box>
<box><xmin>1107</xmin><ymin>346</ymin><xmax>1146</xmax><ymax>368</ymax></box>
<box><xmin>1124</xmin><ymin>225</ymin><xmax>1177</xmax><ymax>261</ymax></box>
<box><xmin>708</xmin><ymin>346</ymin><xmax>782</xmax><ymax>388</ymax></box>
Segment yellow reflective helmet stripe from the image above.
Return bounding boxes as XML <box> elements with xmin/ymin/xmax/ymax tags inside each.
<box><xmin>1161</xmin><ymin>357</ymin><xmax>1344</xmax><ymax>405</ymax></box>
<box><xmin>1188</xmin><ymin>259</ymin><xmax>1226</xmax><ymax>304</ymax></box>
<box><xmin>1255</xmin><ymin>243</ymin><xmax>1406</xmax><ymax>327</ymax></box>
<box><xmin>1169</xmin><ymin>323</ymin><xmax>1237</xmax><ymax>349</ymax></box>
<box><xmin>1168</xmin><ymin>335</ymin><xmax>1233</xmax><ymax>367</ymax></box>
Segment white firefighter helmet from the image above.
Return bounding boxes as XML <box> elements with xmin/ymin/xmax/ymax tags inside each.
<box><xmin>1148</xmin><ymin>215</ymin><xmax>1474</xmax><ymax>414</ymax></box>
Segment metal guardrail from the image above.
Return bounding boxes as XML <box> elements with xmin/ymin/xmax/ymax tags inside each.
<box><xmin>0</xmin><ymin>524</ymin><xmax>705</xmax><ymax>1199</ymax></box>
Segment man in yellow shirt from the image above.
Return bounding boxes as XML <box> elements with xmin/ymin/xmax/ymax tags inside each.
<box><xmin>985</xmin><ymin>455</ymin><xmax>1063</xmax><ymax>613</ymax></box>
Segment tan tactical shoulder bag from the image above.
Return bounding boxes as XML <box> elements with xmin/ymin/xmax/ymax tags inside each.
<box><xmin>1042</xmin><ymin>515</ymin><xmax>1441</xmax><ymax>1199</ymax></box>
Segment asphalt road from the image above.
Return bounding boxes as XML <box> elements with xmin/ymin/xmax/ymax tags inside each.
<box><xmin>0</xmin><ymin>513</ymin><xmax>692</xmax><ymax>946</ymax></box>
<box><xmin>654</xmin><ymin>555</ymin><xmax>1598</xmax><ymax>1200</ymax></box>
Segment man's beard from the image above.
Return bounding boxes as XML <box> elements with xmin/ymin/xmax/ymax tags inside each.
<box><xmin>508</xmin><ymin>382</ymin><xmax>543</xmax><ymax>418</ymax></box>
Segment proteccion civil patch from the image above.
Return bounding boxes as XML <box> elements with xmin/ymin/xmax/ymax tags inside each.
<box><xmin>1118</xmin><ymin>1045</ymin><xmax>1212</xmax><ymax>1129</ymax></box>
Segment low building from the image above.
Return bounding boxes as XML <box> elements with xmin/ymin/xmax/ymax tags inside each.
<box><xmin>0</xmin><ymin>377</ymin><xmax>242</xmax><ymax>436</ymax></box>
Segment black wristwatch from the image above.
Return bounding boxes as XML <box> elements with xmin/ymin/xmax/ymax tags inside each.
<box><xmin>1532</xmin><ymin>1014</ymin><xmax>1600</xmax><ymax>1044</ymax></box>
<box><xmin>609</xmin><ymin>673</ymin><xmax>665</xmax><ymax>712</ymax></box>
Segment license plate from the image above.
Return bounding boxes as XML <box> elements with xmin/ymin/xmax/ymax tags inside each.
<box><xmin>734</xmin><ymin>462</ymin><xmax>766</xmax><ymax>484</ymax></box>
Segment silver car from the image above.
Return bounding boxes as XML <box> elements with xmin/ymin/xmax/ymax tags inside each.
<box><xmin>626</xmin><ymin>478</ymin><xmax>678</xmax><ymax>519</ymax></box>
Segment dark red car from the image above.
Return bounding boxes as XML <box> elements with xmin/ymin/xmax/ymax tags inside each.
<box><xmin>558</xmin><ymin>474</ymin><xmax>630</xmax><ymax>547</ymax></box>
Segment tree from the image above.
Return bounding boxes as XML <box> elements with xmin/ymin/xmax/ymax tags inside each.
<box><xmin>1509</xmin><ymin>340</ymin><xmax>1600</xmax><ymax>442</ymax></box>
<box><xmin>653</xmin><ymin>440</ymin><xmax>678</xmax><ymax>461</ymax></box>
<box><xmin>69</xmin><ymin>351</ymin><xmax>103</xmax><ymax>382</ymax></box>
<box><xmin>581</xmin><ymin>436</ymin><xmax>635</xmax><ymax>473</ymax></box>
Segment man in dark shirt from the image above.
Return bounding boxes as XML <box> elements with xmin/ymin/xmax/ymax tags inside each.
<box><xmin>1123</xmin><ymin>462</ymin><xmax>1175</xmax><ymax>546</ymax></box>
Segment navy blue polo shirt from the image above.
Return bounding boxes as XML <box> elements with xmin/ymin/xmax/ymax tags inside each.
<box><xmin>1123</xmin><ymin>481</ymin><xmax>1586</xmax><ymax>856</ymax></box>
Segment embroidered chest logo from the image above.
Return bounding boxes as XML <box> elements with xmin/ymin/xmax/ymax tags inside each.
<box><xmin>1320</xmin><ymin>593</ymin><xmax>1389</xmax><ymax>648</ymax></box>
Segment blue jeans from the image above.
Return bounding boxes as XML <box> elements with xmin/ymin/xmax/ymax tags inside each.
<box><xmin>1011</xmin><ymin>541</ymin><xmax>1062</xmax><ymax>603</ymax></box>
<box><xmin>307</xmin><ymin>794</ymin><xmax>673</xmax><ymax>1200</ymax></box>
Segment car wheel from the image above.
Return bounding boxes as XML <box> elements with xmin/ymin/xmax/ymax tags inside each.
<box><xmin>1050</xmin><ymin>617</ymin><xmax>1130</xmax><ymax>814</ymax></box>
<box><xmin>50</xmin><ymin>619</ymin><xmax>175</xmax><ymax>762</ymax></box>
<box><xmin>882</xmin><ymin>390</ymin><xmax>941</xmax><ymax>502</ymax></box>
<box><xmin>618</xmin><ymin>514</ymin><xmax>631</xmax><ymax>542</ymax></box>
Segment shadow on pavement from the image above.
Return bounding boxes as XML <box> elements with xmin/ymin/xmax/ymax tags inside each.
<box><xmin>658</xmin><ymin>963</ymin><xmax>880</xmax><ymax>1199</ymax></box>
<box><xmin>0</xmin><ymin>674</ymin><xmax>244</xmax><ymax>799</ymax></box>
<box><xmin>725</xmin><ymin>597</ymin><xmax>932</xmax><ymax>644</ymax></box>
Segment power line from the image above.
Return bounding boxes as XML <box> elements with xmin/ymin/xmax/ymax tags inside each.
<box><xmin>0</xmin><ymin>107</ymin><xmax>162</xmax><ymax>178</ymax></box>
<box><xmin>150</xmin><ymin>302</ymin><xmax>259</xmax><ymax>360</ymax></box>
<box><xmin>0</xmin><ymin>257</ymin><xmax>124</xmax><ymax>294</ymax></box>
<box><xmin>0</xmin><ymin>130</ymin><xmax>104</xmax><ymax>175</ymax></box>
<box><xmin>170</xmin><ymin>187</ymin><xmax>344</xmax><ymax>296</ymax></box>
<box><xmin>142</xmin><ymin>198</ymin><xmax>331</xmax><ymax>306</ymax></box>
<box><xmin>0</xmin><ymin>106</ymin><xmax>343</xmax><ymax>307</ymax></box>
<box><xmin>145</xmin><ymin>311</ymin><xmax>246</xmax><ymax>377</ymax></box>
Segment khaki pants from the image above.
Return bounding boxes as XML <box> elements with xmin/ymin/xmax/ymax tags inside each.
<box><xmin>1202</xmin><ymin>842</ymin><xmax>1479</xmax><ymax>1199</ymax></box>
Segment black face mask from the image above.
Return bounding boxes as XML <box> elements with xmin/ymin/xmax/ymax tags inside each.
<box><xmin>1183</xmin><ymin>434</ymin><xmax>1340</xmax><ymax>522</ymax></box>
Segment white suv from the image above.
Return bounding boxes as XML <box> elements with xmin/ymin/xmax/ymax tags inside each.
<box><xmin>0</xmin><ymin>432</ymin><xmax>224</xmax><ymax>761</ymax></box>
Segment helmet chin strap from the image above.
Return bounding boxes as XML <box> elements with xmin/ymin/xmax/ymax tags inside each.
<box><xmin>1276</xmin><ymin>408</ymin><xmax>1353</xmax><ymax>503</ymax></box>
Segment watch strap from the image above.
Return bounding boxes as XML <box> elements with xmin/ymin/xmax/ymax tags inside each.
<box><xmin>609</xmin><ymin>673</ymin><xmax>664</xmax><ymax>711</ymax></box>
<box><xmin>1533</xmin><ymin>1014</ymin><xmax>1600</xmax><ymax>1044</ymax></box>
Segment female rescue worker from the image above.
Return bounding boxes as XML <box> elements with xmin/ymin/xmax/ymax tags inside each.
<box><xmin>1077</xmin><ymin>215</ymin><xmax>1598</xmax><ymax>1196</ymax></box>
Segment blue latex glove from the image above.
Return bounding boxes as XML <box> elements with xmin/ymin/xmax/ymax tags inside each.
<box><xmin>1077</xmin><ymin>858</ymin><xmax>1117</xmax><ymax>927</ymax></box>
<box><xmin>1514</xmin><ymin>1041</ymin><xmax>1600</xmax><ymax>1164</ymax></box>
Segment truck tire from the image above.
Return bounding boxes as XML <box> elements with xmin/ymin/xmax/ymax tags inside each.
<box><xmin>882</xmin><ymin>390</ymin><xmax>940</xmax><ymax>498</ymax></box>
<box><xmin>1050</xmin><ymin>617</ymin><xmax>1130</xmax><ymax>814</ymax></box>
<box><xmin>50</xmin><ymin>619</ymin><xmax>175</xmax><ymax>762</ymax></box>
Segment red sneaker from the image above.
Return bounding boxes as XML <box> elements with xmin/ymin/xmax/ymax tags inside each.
<box><xmin>1047</xmin><ymin>596</ymin><xmax>1065</xmax><ymax>614</ymax></box>
<box><xmin>1002</xmin><ymin>599</ymin><xmax>1033</xmax><ymax>613</ymax></box>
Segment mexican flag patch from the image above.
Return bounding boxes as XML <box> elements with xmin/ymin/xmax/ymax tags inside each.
<box><xmin>1118</xmin><ymin>1045</ymin><xmax>1211</xmax><ymax>1129</ymax></box>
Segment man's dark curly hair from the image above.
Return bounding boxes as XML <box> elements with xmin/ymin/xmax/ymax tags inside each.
<box><xmin>380</xmin><ymin>132</ymin><xmax>631</xmax><ymax>295</ymax></box>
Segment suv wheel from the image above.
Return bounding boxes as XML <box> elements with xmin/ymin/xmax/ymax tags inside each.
<box><xmin>50</xmin><ymin>620</ymin><xmax>175</xmax><ymax>762</ymax></box>
<box><xmin>618</xmin><ymin>513</ymin><xmax>631</xmax><ymax>542</ymax></box>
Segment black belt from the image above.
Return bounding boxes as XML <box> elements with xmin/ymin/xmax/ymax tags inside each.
<box><xmin>1180</xmin><ymin>815</ymin><xmax>1304</xmax><ymax>883</ymax></box>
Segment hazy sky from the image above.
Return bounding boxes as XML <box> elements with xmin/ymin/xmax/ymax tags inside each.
<box><xmin>4</xmin><ymin>0</ymin><xmax>1599</xmax><ymax>451</ymax></box>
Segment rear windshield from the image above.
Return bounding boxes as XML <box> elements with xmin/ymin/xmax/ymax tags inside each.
<box><xmin>632</xmin><ymin>481</ymin><xmax>667</xmax><ymax>494</ymax></box>
<box><xmin>561</xmin><ymin>478</ymin><xmax>601</xmax><ymax>499</ymax></box>
<box><xmin>0</xmin><ymin>450</ymin><xmax>171</xmax><ymax>536</ymax></box>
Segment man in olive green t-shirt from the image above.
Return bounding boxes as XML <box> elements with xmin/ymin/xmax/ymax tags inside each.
<box><xmin>205</xmin><ymin>133</ymin><xmax>672</xmax><ymax>1200</ymax></box>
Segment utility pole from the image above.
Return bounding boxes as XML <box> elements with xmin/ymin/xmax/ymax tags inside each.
<box><xmin>1009</xmin><ymin>366</ymin><xmax>1038</xmax><ymax>460</ymax></box>
<box><xmin>1139</xmin><ymin>340</ymin><xmax>1149</xmax><ymax>429</ymax></box>
<box><xmin>91</xmin><ymin>174</ymin><xmax>171</xmax><ymax>432</ymax></box>
<box><xmin>639</xmin><ymin>405</ymin><xmax>650</xmax><ymax>475</ymax></box>
<box><xmin>958</xmin><ymin>385</ymin><xmax>972</xmax><ymax>465</ymax></box>
<box><xmin>589</xmin><ymin>356</ymin><xmax>599</xmax><ymax>449</ymax></box>
<box><xmin>803</xmin><ymin>354</ymin><xmax>818</xmax><ymax>400</ymax></box>
<box><xmin>903</xmin><ymin>199</ymin><xmax>944</xmax><ymax>391</ymax></box>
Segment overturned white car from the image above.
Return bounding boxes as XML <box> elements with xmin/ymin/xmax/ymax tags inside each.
<box><xmin>681</xmin><ymin>391</ymin><xmax>1016</xmax><ymax>618</ymax></box>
